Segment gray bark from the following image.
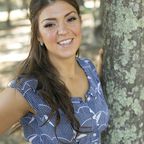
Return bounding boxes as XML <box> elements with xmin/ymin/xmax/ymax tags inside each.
<box><xmin>102</xmin><ymin>0</ymin><xmax>144</xmax><ymax>143</ymax></box>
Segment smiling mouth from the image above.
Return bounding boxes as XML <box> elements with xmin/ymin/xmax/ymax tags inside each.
<box><xmin>57</xmin><ymin>38</ymin><xmax>73</xmax><ymax>46</ymax></box>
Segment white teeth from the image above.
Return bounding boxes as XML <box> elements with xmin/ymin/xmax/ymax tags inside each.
<box><xmin>58</xmin><ymin>39</ymin><xmax>72</xmax><ymax>45</ymax></box>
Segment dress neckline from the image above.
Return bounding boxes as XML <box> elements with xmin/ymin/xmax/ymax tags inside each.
<box><xmin>70</xmin><ymin>57</ymin><xmax>92</xmax><ymax>103</ymax></box>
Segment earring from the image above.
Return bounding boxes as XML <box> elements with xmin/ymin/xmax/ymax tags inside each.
<box><xmin>40</xmin><ymin>42</ymin><xmax>44</xmax><ymax>46</ymax></box>
<box><xmin>39</xmin><ymin>42</ymin><xmax>44</xmax><ymax>48</ymax></box>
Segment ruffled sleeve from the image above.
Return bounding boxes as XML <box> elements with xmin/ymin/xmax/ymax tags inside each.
<box><xmin>8</xmin><ymin>78</ymin><xmax>52</xmax><ymax>126</ymax></box>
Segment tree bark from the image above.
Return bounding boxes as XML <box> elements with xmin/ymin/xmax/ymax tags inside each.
<box><xmin>102</xmin><ymin>0</ymin><xmax>144</xmax><ymax>143</ymax></box>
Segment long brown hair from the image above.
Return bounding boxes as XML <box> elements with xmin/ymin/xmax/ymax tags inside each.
<box><xmin>16</xmin><ymin>0</ymin><xmax>90</xmax><ymax>143</ymax></box>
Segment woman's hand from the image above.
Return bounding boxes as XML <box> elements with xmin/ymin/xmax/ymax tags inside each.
<box><xmin>94</xmin><ymin>48</ymin><xmax>104</xmax><ymax>78</ymax></box>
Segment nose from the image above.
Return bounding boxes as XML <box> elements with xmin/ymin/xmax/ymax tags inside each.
<box><xmin>57</xmin><ymin>22</ymin><xmax>69</xmax><ymax>35</ymax></box>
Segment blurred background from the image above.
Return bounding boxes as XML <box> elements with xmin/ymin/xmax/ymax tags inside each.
<box><xmin>0</xmin><ymin>0</ymin><xmax>103</xmax><ymax>143</ymax></box>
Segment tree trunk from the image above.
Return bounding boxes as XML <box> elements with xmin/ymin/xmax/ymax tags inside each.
<box><xmin>6</xmin><ymin>0</ymin><xmax>11</xmax><ymax>26</ymax></box>
<box><xmin>102</xmin><ymin>0</ymin><xmax>144</xmax><ymax>143</ymax></box>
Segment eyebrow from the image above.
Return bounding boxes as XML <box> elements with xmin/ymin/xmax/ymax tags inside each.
<box><xmin>41</xmin><ymin>11</ymin><xmax>77</xmax><ymax>23</ymax></box>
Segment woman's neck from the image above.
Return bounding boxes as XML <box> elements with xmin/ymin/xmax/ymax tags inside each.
<box><xmin>49</xmin><ymin>56</ymin><xmax>79</xmax><ymax>79</ymax></box>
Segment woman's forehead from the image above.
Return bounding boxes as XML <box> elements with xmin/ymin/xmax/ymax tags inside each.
<box><xmin>38</xmin><ymin>1</ymin><xmax>77</xmax><ymax>20</ymax></box>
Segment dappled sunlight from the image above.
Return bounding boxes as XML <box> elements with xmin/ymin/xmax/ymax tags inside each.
<box><xmin>0</xmin><ymin>9</ymin><xmax>28</xmax><ymax>22</ymax></box>
<box><xmin>0</xmin><ymin>61</ymin><xmax>20</xmax><ymax>88</ymax></box>
<box><xmin>7</xmin><ymin>43</ymin><xmax>26</xmax><ymax>50</ymax></box>
<box><xmin>82</xmin><ymin>13</ymin><xmax>95</xmax><ymax>27</ymax></box>
<box><xmin>0</xmin><ymin>24</ymin><xmax>30</xmax><ymax>56</ymax></box>
<box><xmin>0</xmin><ymin>52</ymin><xmax>28</xmax><ymax>62</ymax></box>
<box><xmin>0</xmin><ymin>11</ymin><xmax>30</xmax><ymax>89</ymax></box>
<box><xmin>0</xmin><ymin>34</ymin><xmax>30</xmax><ymax>51</ymax></box>
<box><xmin>0</xmin><ymin>73</ymin><xmax>13</xmax><ymax>88</ymax></box>
<box><xmin>0</xmin><ymin>24</ymin><xmax>30</xmax><ymax>36</ymax></box>
<box><xmin>7</xmin><ymin>25</ymin><xmax>30</xmax><ymax>35</ymax></box>
<box><xmin>84</xmin><ymin>0</ymin><xmax>101</xmax><ymax>8</ymax></box>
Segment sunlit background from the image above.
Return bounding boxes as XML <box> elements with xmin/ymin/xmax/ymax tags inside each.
<box><xmin>0</xmin><ymin>0</ymin><xmax>103</xmax><ymax>143</ymax></box>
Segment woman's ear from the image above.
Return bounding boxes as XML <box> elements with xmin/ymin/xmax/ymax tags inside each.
<box><xmin>37</xmin><ymin>36</ymin><xmax>42</xmax><ymax>44</ymax></box>
<box><xmin>37</xmin><ymin>31</ymin><xmax>42</xmax><ymax>43</ymax></box>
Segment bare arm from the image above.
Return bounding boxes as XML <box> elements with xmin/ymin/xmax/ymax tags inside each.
<box><xmin>0</xmin><ymin>88</ymin><xmax>31</xmax><ymax>134</ymax></box>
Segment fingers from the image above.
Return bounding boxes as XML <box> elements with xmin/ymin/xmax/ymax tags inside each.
<box><xmin>94</xmin><ymin>48</ymin><xmax>104</xmax><ymax>78</ymax></box>
<box><xmin>98</xmin><ymin>48</ymin><xmax>104</xmax><ymax>55</ymax></box>
<box><xmin>95</xmin><ymin>48</ymin><xmax>104</xmax><ymax>65</ymax></box>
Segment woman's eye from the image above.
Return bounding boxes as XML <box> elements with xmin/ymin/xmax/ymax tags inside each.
<box><xmin>67</xmin><ymin>17</ymin><xmax>77</xmax><ymax>22</ymax></box>
<box><xmin>44</xmin><ymin>23</ymin><xmax>55</xmax><ymax>28</ymax></box>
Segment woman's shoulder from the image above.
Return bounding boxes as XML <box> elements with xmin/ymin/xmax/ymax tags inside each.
<box><xmin>77</xmin><ymin>57</ymin><xmax>100</xmax><ymax>81</ymax></box>
<box><xmin>77</xmin><ymin>57</ymin><xmax>96</xmax><ymax>69</ymax></box>
<box><xmin>8</xmin><ymin>76</ymin><xmax>38</xmax><ymax>92</ymax></box>
<box><xmin>7</xmin><ymin>76</ymin><xmax>45</xmax><ymax>114</ymax></box>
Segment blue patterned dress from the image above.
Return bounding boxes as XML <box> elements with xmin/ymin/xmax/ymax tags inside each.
<box><xmin>8</xmin><ymin>58</ymin><xmax>109</xmax><ymax>144</ymax></box>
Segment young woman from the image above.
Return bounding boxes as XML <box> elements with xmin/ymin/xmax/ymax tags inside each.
<box><xmin>0</xmin><ymin>0</ymin><xmax>109</xmax><ymax>143</ymax></box>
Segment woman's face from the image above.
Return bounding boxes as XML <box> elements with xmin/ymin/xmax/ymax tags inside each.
<box><xmin>38</xmin><ymin>0</ymin><xmax>82</xmax><ymax>60</ymax></box>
